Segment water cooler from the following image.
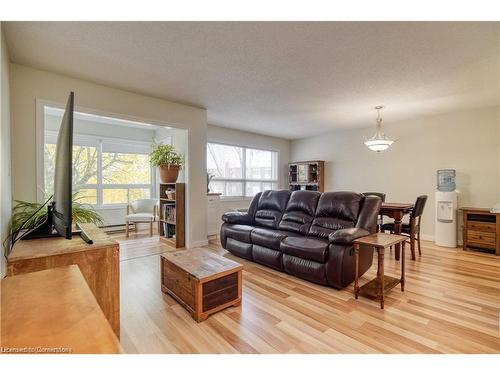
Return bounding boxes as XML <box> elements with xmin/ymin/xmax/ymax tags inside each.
<box><xmin>435</xmin><ymin>170</ymin><xmax>458</xmax><ymax>248</ymax></box>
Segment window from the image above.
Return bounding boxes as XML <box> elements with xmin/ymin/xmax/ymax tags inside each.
<box><xmin>43</xmin><ymin>107</ymin><xmax>154</xmax><ymax>207</ymax></box>
<box><xmin>207</xmin><ymin>142</ymin><xmax>278</xmax><ymax>198</ymax></box>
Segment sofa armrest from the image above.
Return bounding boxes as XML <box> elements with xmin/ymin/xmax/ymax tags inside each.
<box><xmin>329</xmin><ymin>228</ymin><xmax>370</xmax><ymax>245</ymax></box>
<box><xmin>221</xmin><ymin>212</ymin><xmax>252</xmax><ymax>225</ymax></box>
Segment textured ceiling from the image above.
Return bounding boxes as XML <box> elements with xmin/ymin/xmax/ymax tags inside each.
<box><xmin>4</xmin><ymin>22</ymin><xmax>500</xmax><ymax>139</ymax></box>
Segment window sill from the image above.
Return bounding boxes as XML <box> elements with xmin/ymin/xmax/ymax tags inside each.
<box><xmin>92</xmin><ymin>204</ymin><xmax>128</xmax><ymax>210</ymax></box>
<box><xmin>219</xmin><ymin>197</ymin><xmax>253</xmax><ymax>202</ymax></box>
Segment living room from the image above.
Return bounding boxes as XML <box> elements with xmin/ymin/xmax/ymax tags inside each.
<box><xmin>1</xmin><ymin>1</ymin><xmax>500</xmax><ymax>373</ymax></box>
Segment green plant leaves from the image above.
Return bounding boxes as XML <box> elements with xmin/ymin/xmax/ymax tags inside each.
<box><xmin>149</xmin><ymin>141</ymin><xmax>184</xmax><ymax>168</ymax></box>
<box><xmin>10</xmin><ymin>191</ymin><xmax>104</xmax><ymax>233</ymax></box>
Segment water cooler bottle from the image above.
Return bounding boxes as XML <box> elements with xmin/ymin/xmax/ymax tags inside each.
<box><xmin>435</xmin><ymin>170</ymin><xmax>458</xmax><ymax>247</ymax></box>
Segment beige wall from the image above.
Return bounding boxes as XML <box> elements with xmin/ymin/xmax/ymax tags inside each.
<box><xmin>10</xmin><ymin>64</ymin><xmax>208</xmax><ymax>247</ymax></box>
<box><xmin>207</xmin><ymin>124</ymin><xmax>291</xmax><ymax>215</ymax></box>
<box><xmin>0</xmin><ymin>25</ymin><xmax>12</xmax><ymax>277</ymax></box>
<box><xmin>291</xmin><ymin>107</ymin><xmax>500</xmax><ymax>240</ymax></box>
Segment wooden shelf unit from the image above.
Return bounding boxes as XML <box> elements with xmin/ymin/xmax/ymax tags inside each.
<box><xmin>159</xmin><ymin>182</ymin><xmax>185</xmax><ymax>248</ymax></box>
<box><xmin>288</xmin><ymin>160</ymin><xmax>325</xmax><ymax>192</ymax></box>
<box><xmin>461</xmin><ymin>207</ymin><xmax>500</xmax><ymax>256</ymax></box>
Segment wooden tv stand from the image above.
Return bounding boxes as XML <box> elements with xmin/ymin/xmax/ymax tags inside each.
<box><xmin>7</xmin><ymin>223</ymin><xmax>120</xmax><ymax>337</ymax></box>
<box><xmin>1</xmin><ymin>266</ymin><xmax>122</xmax><ymax>353</ymax></box>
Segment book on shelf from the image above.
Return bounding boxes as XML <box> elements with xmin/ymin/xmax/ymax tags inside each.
<box><xmin>162</xmin><ymin>203</ymin><xmax>176</xmax><ymax>222</ymax></box>
<box><xmin>162</xmin><ymin>222</ymin><xmax>176</xmax><ymax>238</ymax></box>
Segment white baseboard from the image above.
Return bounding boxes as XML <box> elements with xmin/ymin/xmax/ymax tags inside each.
<box><xmin>189</xmin><ymin>239</ymin><xmax>209</xmax><ymax>248</ymax></box>
<box><xmin>417</xmin><ymin>233</ymin><xmax>464</xmax><ymax>247</ymax></box>
<box><xmin>420</xmin><ymin>234</ymin><xmax>435</xmax><ymax>242</ymax></box>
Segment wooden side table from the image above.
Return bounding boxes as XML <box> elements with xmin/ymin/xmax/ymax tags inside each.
<box><xmin>353</xmin><ymin>233</ymin><xmax>407</xmax><ymax>309</ymax></box>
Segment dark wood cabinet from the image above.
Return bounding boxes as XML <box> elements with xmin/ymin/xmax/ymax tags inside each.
<box><xmin>461</xmin><ymin>207</ymin><xmax>500</xmax><ymax>256</ymax></box>
<box><xmin>288</xmin><ymin>160</ymin><xmax>325</xmax><ymax>192</ymax></box>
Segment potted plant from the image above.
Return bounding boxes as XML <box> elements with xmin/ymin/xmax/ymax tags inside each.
<box><xmin>11</xmin><ymin>191</ymin><xmax>103</xmax><ymax>233</ymax></box>
<box><xmin>150</xmin><ymin>142</ymin><xmax>185</xmax><ymax>183</ymax></box>
<box><xmin>207</xmin><ymin>173</ymin><xmax>214</xmax><ymax>193</ymax></box>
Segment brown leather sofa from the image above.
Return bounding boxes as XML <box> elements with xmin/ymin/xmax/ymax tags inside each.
<box><xmin>220</xmin><ymin>190</ymin><xmax>382</xmax><ymax>289</ymax></box>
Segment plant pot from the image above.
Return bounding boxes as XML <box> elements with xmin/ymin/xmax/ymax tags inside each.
<box><xmin>159</xmin><ymin>165</ymin><xmax>180</xmax><ymax>183</ymax></box>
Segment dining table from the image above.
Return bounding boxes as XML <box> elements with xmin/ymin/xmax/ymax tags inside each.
<box><xmin>379</xmin><ymin>202</ymin><xmax>414</xmax><ymax>260</ymax></box>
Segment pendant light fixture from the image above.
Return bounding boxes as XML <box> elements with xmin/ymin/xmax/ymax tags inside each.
<box><xmin>364</xmin><ymin>106</ymin><xmax>394</xmax><ymax>152</ymax></box>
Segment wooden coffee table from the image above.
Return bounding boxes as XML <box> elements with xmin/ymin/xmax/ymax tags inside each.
<box><xmin>160</xmin><ymin>249</ymin><xmax>243</xmax><ymax>322</ymax></box>
<box><xmin>353</xmin><ymin>233</ymin><xmax>407</xmax><ymax>309</ymax></box>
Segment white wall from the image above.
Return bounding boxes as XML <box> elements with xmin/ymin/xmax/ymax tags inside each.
<box><xmin>207</xmin><ymin>124</ymin><xmax>291</xmax><ymax>222</ymax></box>
<box><xmin>0</xmin><ymin>25</ymin><xmax>12</xmax><ymax>277</ymax></box>
<box><xmin>10</xmin><ymin>64</ymin><xmax>208</xmax><ymax>248</ymax></box>
<box><xmin>291</xmin><ymin>107</ymin><xmax>500</xmax><ymax>240</ymax></box>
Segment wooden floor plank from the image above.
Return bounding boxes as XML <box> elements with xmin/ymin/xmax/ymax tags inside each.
<box><xmin>115</xmin><ymin>230</ymin><xmax>500</xmax><ymax>353</ymax></box>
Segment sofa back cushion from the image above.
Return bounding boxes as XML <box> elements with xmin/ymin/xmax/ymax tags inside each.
<box><xmin>247</xmin><ymin>192</ymin><xmax>262</xmax><ymax>223</ymax></box>
<box><xmin>278</xmin><ymin>190</ymin><xmax>321</xmax><ymax>234</ymax></box>
<box><xmin>254</xmin><ymin>190</ymin><xmax>291</xmax><ymax>229</ymax></box>
<box><xmin>308</xmin><ymin>191</ymin><xmax>364</xmax><ymax>238</ymax></box>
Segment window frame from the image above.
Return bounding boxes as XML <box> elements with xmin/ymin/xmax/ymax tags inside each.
<box><xmin>207</xmin><ymin>141</ymin><xmax>279</xmax><ymax>200</ymax></box>
<box><xmin>40</xmin><ymin>109</ymin><xmax>156</xmax><ymax>209</ymax></box>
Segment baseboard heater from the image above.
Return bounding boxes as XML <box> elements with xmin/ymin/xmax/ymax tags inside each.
<box><xmin>100</xmin><ymin>224</ymin><xmax>128</xmax><ymax>233</ymax></box>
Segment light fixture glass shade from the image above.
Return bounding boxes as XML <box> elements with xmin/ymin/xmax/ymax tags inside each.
<box><xmin>364</xmin><ymin>138</ymin><xmax>393</xmax><ymax>152</ymax></box>
<box><xmin>364</xmin><ymin>106</ymin><xmax>394</xmax><ymax>152</ymax></box>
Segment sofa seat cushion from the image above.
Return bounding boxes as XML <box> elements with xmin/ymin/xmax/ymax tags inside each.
<box><xmin>251</xmin><ymin>227</ymin><xmax>301</xmax><ymax>250</ymax></box>
<box><xmin>280</xmin><ymin>236</ymin><xmax>329</xmax><ymax>263</ymax></box>
<box><xmin>223</xmin><ymin>224</ymin><xmax>255</xmax><ymax>243</ymax></box>
<box><xmin>126</xmin><ymin>213</ymin><xmax>155</xmax><ymax>221</ymax></box>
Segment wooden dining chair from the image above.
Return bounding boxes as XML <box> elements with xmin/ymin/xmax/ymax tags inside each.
<box><xmin>363</xmin><ymin>192</ymin><xmax>386</xmax><ymax>232</ymax></box>
<box><xmin>381</xmin><ymin>195</ymin><xmax>428</xmax><ymax>260</ymax></box>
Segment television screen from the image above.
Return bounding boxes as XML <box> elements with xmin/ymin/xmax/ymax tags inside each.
<box><xmin>52</xmin><ymin>92</ymin><xmax>74</xmax><ymax>239</ymax></box>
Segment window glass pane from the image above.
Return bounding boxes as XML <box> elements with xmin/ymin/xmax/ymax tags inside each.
<box><xmin>102</xmin><ymin>152</ymin><xmax>151</xmax><ymax>185</ymax></box>
<box><xmin>226</xmin><ymin>182</ymin><xmax>243</xmax><ymax>197</ymax></box>
<box><xmin>129</xmin><ymin>188</ymin><xmax>151</xmax><ymax>202</ymax></box>
<box><xmin>245</xmin><ymin>181</ymin><xmax>262</xmax><ymax>197</ymax></box>
<box><xmin>74</xmin><ymin>188</ymin><xmax>98</xmax><ymax>205</ymax></box>
<box><xmin>262</xmin><ymin>182</ymin><xmax>277</xmax><ymax>191</ymax></box>
<box><xmin>209</xmin><ymin>181</ymin><xmax>225</xmax><ymax>196</ymax></box>
<box><xmin>245</xmin><ymin>182</ymin><xmax>277</xmax><ymax>197</ymax></box>
<box><xmin>44</xmin><ymin>143</ymin><xmax>98</xmax><ymax>196</ymax></box>
<box><xmin>103</xmin><ymin>189</ymin><xmax>128</xmax><ymax>204</ymax></box>
<box><xmin>207</xmin><ymin>143</ymin><xmax>243</xmax><ymax>178</ymax></box>
<box><xmin>209</xmin><ymin>181</ymin><xmax>243</xmax><ymax>197</ymax></box>
<box><xmin>245</xmin><ymin>148</ymin><xmax>276</xmax><ymax>180</ymax></box>
<box><xmin>73</xmin><ymin>145</ymin><xmax>98</xmax><ymax>186</ymax></box>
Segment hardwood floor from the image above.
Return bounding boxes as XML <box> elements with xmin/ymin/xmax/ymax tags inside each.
<box><xmin>113</xmin><ymin>231</ymin><xmax>500</xmax><ymax>354</ymax></box>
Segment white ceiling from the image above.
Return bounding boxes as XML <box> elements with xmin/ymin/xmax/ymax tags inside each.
<box><xmin>4</xmin><ymin>22</ymin><xmax>500</xmax><ymax>139</ymax></box>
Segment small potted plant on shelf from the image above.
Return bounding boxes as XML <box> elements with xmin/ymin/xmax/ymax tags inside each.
<box><xmin>150</xmin><ymin>142</ymin><xmax>185</xmax><ymax>183</ymax></box>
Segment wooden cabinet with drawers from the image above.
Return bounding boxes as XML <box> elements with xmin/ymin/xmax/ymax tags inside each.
<box><xmin>160</xmin><ymin>249</ymin><xmax>242</xmax><ymax>322</ymax></box>
<box><xmin>461</xmin><ymin>208</ymin><xmax>500</xmax><ymax>256</ymax></box>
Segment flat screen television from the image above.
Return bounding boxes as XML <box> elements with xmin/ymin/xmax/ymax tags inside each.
<box><xmin>21</xmin><ymin>92</ymin><xmax>92</xmax><ymax>244</ymax></box>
